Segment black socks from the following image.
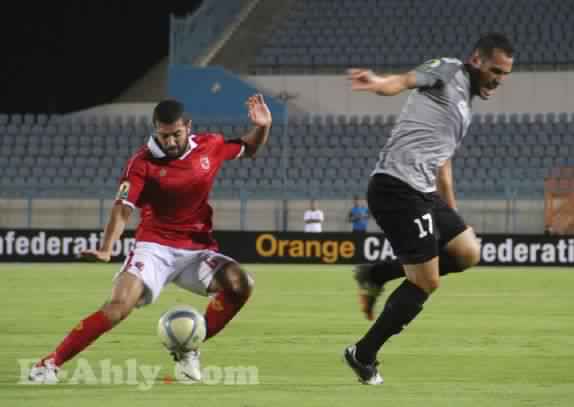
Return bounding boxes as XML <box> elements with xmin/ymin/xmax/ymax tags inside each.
<box><xmin>355</xmin><ymin>279</ymin><xmax>429</xmax><ymax>364</ymax></box>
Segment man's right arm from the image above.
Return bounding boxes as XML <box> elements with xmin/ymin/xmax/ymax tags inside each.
<box><xmin>348</xmin><ymin>58</ymin><xmax>462</xmax><ymax>96</ymax></box>
<box><xmin>81</xmin><ymin>154</ymin><xmax>146</xmax><ymax>262</ymax></box>
<box><xmin>348</xmin><ymin>69</ymin><xmax>417</xmax><ymax>96</ymax></box>
<box><xmin>81</xmin><ymin>203</ymin><xmax>132</xmax><ymax>262</ymax></box>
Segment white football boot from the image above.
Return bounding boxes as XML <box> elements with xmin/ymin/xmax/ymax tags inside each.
<box><xmin>173</xmin><ymin>350</ymin><xmax>202</xmax><ymax>382</ymax></box>
<box><xmin>28</xmin><ymin>358</ymin><xmax>59</xmax><ymax>384</ymax></box>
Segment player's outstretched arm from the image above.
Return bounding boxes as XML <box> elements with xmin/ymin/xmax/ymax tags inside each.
<box><xmin>241</xmin><ymin>94</ymin><xmax>272</xmax><ymax>158</ymax></box>
<box><xmin>347</xmin><ymin>68</ymin><xmax>417</xmax><ymax>96</ymax></box>
<box><xmin>437</xmin><ymin>159</ymin><xmax>457</xmax><ymax>210</ymax></box>
<box><xmin>80</xmin><ymin>203</ymin><xmax>133</xmax><ymax>262</ymax></box>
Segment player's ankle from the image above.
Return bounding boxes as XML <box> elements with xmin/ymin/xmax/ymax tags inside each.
<box><xmin>354</xmin><ymin>344</ymin><xmax>376</xmax><ymax>365</ymax></box>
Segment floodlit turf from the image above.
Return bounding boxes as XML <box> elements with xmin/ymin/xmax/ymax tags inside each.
<box><xmin>0</xmin><ymin>263</ymin><xmax>573</xmax><ymax>406</ymax></box>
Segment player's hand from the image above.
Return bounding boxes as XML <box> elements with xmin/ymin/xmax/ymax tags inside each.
<box><xmin>79</xmin><ymin>250</ymin><xmax>112</xmax><ymax>263</ymax></box>
<box><xmin>347</xmin><ymin>68</ymin><xmax>381</xmax><ymax>91</ymax></box>
<box><xmin>247</xmin><ymin>94</ymin><xmax>272</xmax><ymax>128</ymax></box>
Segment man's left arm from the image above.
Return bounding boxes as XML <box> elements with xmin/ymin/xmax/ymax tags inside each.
<box><xmin>241</xmin><ymin>125</ymin><xmax>270</xmax><ymax>158</ymax></box>
<box><xmin>437</xmin><ymin>159</ymin><xmax>457</xmax><ymax>210</ymax></box>
<box><xmin>241</xmin><ymin>94</ymin><xmax>272</xmax><ymax>158</ymax></box>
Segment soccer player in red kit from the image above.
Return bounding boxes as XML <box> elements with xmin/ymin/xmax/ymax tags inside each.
<box><xmin>29</xmin><ymin>94</ymin><xmax>272</xmax><ymax>384</ymax></box>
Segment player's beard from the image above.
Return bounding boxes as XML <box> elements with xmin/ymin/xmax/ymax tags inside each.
<box><xmin>165</xmin><ymin>146</ymin><xmax>181</xmax><ymax>158</ymax></box>
<box><xmin>160</xmin><ymin>139</ymin><xmax>189</xmax><ymax>159</ymax></box>
<box><xmin>465</xmin><ymin>64</ymin><xmax>481</xmax><ymax>98</ymax></box>
<box><xmin>465</xmin><ymin>63</ymin><xmax>498</xmax><ymax>100</ymax></box>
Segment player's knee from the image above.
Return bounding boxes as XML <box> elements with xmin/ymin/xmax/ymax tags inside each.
<box><xmin>409</xmin><ymin>274</ymin><xmax>440</xmax><ymax>294</ymax></box>
<box><xmin>458</xmin><ymin>242</ymin><xmax>481</xmax><ymax>270</ymax></box>
<box><xmin>425</xmin><ymin>275</ymin><xmax>441</xmax><ymax>293</ymax></box>
<box><xmin>222</xmin><ymin>264</ymin><xmax>253</xmax><ymax>300</ymax></box>
<box><xmin>233</xmin><ymin>267</ymin><xmax>254</xmax><ymax>299</ymax></box>
<box><xmin>101</xmin><ymin>300</ymin><xmax>134</xmax><ymax>325</ymax></box>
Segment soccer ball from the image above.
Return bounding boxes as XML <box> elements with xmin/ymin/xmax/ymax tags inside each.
<box><xmin>157</xmin><ymin>305</ymin><xmax>207</xmax><ymax>353</ymax></box>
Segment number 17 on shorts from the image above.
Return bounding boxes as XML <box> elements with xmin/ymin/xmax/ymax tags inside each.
<box><xmin>413</xmin><ymin>213</ymin><xmax>434</xmax><ymax>238</ymax></box>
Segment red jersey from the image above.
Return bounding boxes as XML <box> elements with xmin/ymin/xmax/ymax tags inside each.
<box><xmin>116</xmin><ymin>133</ymin><xmax>244</xmax><ymax>250</ymax></box>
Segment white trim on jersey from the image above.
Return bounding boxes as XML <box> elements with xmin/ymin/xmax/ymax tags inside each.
<box><xmin>178</xmin><ymin>135</ymin><xmax>198</xmax><ymax>160</ymax></box>
<box><xmin>234</xmin><ymin>143</ymin><xmax>245</xmax><ymax>160</ymax></box>
<box><xmin>147</xmin><ymin>135</ymin><xmax>198</xmax><ymax>159</ymax></box>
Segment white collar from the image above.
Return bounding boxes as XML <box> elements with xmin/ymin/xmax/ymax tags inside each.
<box><xmin>147</xmin><ymin>134</ymin><xmax>198</xmax><ymax>160</ymax></box>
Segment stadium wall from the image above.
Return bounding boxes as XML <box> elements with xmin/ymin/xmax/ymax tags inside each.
<box><xmin>0</xmin><ymin>198</ymin><xmax>544</xmax><ymax>234</ymax></box>
<box><xmin>247</xmin><ymin>71</ymin><xmax>574</xmax><ymax>115</ymax></box>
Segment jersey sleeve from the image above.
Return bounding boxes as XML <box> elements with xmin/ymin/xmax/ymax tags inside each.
<box><xmin>211</xmin><ymin>133</ymin><xmax>245</xmax><ymax>161</ymax></box>
<box><xmin>115</xmin><ymin>154</ymin><xmax>147</xmax><ymax>209</ymax></box>
<box><xmin>413</xmin><ymin>58</ymin><xmax>462</xmax><ymax>88</ymax></box>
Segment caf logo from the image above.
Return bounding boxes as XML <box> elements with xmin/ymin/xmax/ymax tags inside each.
<box><xmin>116</xmin><ymin>181</ymin><xmax>130</xmax><ymax>200</ymax></box>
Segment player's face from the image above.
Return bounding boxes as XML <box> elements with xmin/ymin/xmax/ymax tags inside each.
<box><xmin>472</xmin><ymin>48</ymin><xmax>513</xmax><ymax>100</ymax></box>
<box><xmin>154</xmin><ymin>119</ymin><xmax>190</xmax><ymax>158</ymax></box>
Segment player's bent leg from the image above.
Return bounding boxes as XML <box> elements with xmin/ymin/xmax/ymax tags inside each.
<box><xmin>29</xmin><ymin>272</ymin><xmax>145</xmax><ymax>383</ymax></box>
<box><xmin>352</xmin><ymin>258</ymin><xmax>436</xmax><ymax>374</ymax></box>
<box><xmin>170</xmin><ymin>253</ymin><xmax>254</xmax><ymax>382</ymax></box>
<box><xmin>354</xmin><ymin>264</ymin><xmax>384</xmax><ymax>321</ymax></box>
<box><xmin>403</xmin><ymin>257</ymin><xmax>440</xmax><ymax>294</ymax></box>
<box><xmin>443</xmin><ymin>226</ymin><xmax>481</xmax><ymax>271</ymax></box>
<box><xmin>204</xmin><ymin>262</ymin><xmax>254</xmax><ymax>340</ymax></box>
<box><xmin>356</xmin><ymin>227</ymin><xmax>479</xmax><ymax>298</ymax></box>
<box><xmin>101</xmin><ymin>271</ymin><xmax>146</xmax><ymax>325</ymax></box>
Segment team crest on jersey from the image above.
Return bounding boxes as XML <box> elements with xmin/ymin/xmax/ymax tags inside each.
<box><xmin>116</xmin><ymin>181</ymin><xmax>130</xmax><ymax>200</ymax></box>
<box><xmin>200</xmin><ymin>156</ymin><xmax>210</xmax><ymax>170</ymax></box>
<box><xmin>159</xmin><ymin>168</ymin><xmax>167</xmax><ymax>177</ymax></box>
<box><xmin>420</xmin><ymin>58</ymin><xmax>441</xmax><ymax>71</ymax></box>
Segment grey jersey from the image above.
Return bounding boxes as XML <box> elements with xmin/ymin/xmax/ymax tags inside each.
<box><xmin>372</xmin><ymin>57</ymin><xmax>472</xmax><ymax>193</ymax></box>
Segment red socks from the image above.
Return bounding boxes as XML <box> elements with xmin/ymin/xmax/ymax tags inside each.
<box><xmin>40</xmin><ymin>291</ymin><xmax>247</xmax><ymax>367</ymax></box>
<box><xmin>204</xmin><ymin>290</ymin><xmax>249</xmax><ymax>340</ymax></box>
<box><xmin>47</xmin><ymin>310</ymin><xmax>113</xmax><ymax>367</ymax></box>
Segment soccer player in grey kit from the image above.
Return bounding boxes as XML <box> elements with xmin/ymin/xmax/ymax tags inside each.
<box><xmin>343</xmin><ymin>33</ymin><xmax>514</xmax><ymax>384</ymax></box>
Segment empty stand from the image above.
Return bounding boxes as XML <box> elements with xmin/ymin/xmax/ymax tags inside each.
<box><xmin>0</xmin><ymin>111</ymin><xmax>569</xmax><ymax>199</ymax></box>
<box><xmin>251</xmin><ymin>0</ymin><xmax>574</xmax><ymax>73</ymax></box>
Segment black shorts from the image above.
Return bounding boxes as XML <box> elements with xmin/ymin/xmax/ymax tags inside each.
<box><xmin>367</xmin><ymin>173</ymin><xmax>467</xmax><ymax>264</ymax></box>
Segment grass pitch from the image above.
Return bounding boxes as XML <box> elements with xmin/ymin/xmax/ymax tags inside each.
<box><xmin>0</xmin><ymin>263</ymin><xmax>572</xmax><ymax>406</ymax></box>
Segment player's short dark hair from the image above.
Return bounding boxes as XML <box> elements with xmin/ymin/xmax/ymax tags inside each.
<box><xmin>473</xmin><ymin>32</ymin><xmax>514</xmax><ymax>59</ymax></box>
<box><xmin>153</xmin><ymin>99</ymin><xmax>185</xmax><ymax>126</ymax></box>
